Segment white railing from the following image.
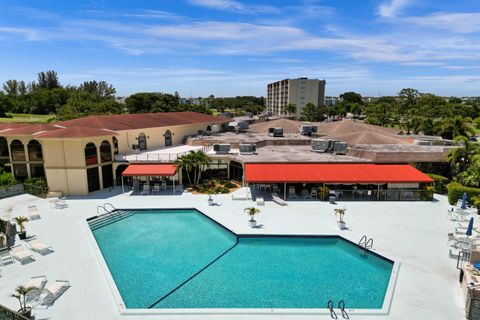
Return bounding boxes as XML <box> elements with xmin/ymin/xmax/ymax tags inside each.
<box><xmin>115</xmin><ymin>145</ymin><xmax>212</xmax><ymax>163</ymax></box>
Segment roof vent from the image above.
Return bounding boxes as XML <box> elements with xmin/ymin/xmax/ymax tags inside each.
<box><xmin>239</xmin><ymin>144</ymin><xmax>256</xmax><ymax>155</ymax></box>
<box><xmin>268</xmin><ymin>127</ymin><xmax>284</xmax><ymax>137</ymax></box>
<box><xmin>213</xmin><ymin>144</ymin><xmax>231</xmax><ymax>154</ymax></box>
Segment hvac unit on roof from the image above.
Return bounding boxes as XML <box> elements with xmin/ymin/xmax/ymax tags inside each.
<box><xmin>299</xmin><ymin>125</ymin><xmax>318</xmax><ymax>136</ymax></box>
<box><xmin>213</xmin><ymin>144</ymin><xmax>231</xmax><ymax>154</ymax></box>
<box><xmin>333</xmin><ymin>141</ymin><xmax>348</xmax><ymax>155</ymax></box>
<box><xmin>268</xmin><ymin>127</ymin><xmax>284</xmax><ymax>137</ymax></box>
<box><xmin>239</xmin><ymin>144</ymin><xmax>256</xmax><ymax>154</ymax></box>
<box><xmin>311</xmin><ymin>139</ymin><xmax>330</xmax><ymax>153</ymax></box>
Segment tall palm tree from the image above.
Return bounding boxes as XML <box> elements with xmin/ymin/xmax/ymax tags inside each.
<box><xmin>448</xmin><ymin>136</ymin><xmax>479</xmax><ymax>175</ymax></box>
<box><xmin>192</xmin><ymin>151</ymin><xmax>212</xmax><ymax>186</ymax></box>
<box><xmin>441</xmin><ymin>115</ymin><xmax>475</xmax><ymax>139</ymax></box>
<box><xmin>174</xmin><ymin>153</ymin><xmax>194</xmax><ymax>186</ymax></box>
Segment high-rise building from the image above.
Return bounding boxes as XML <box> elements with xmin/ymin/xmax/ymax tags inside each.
<box><xmin>267</xmin><ymin>78</ymin><xmax>326</xmax><ymax>117</ymax></box>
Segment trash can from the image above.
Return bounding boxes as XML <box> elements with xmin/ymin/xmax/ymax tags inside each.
<box><xmin>329</xmin><ymin>195</ymin><xmax>336</xmax><ymax>204</ymax></box>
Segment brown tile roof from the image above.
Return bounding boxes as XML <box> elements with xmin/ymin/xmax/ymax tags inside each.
<box><xmin>56</xmin><ymin>112</ymin><xmax>229</xmax><ymax>131</ymax></box>
<box><xmin>34</xmin><ymin>126</ymin><xmax>118</xmax><ymax>139</ymax></box>
<box><xmin>0</xmin><ymin>123</ymin><xmax>31</xmax><ymax>132</ymax></box>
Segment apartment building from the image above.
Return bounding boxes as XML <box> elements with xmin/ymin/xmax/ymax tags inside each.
<box><xmin>267</xmin><ymin>78</ymin><xmax>326</xmax><ymax>117</ymax></box>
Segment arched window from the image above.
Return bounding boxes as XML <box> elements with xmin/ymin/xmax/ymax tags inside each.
<box><xmin>0</xmin><ymin>137</ymin><xmax>9</xmax><ymax>158</ymax></box>
<box><xmin>138</xmin><ymin>133</ymin><xmax>147</xmax><ymax>151</ymax></box>
<box><xmin>206</xmin><ymin>125</ymin><xmax>212</xmax><ymax>132</ymax></box>
<box><xmin>27</xmin><ymin>139</ymin><xmax>43</xmax><ymax>161</ymax></box>
<box><xmin>10</xmin><ymin>140</ymin><xmax>25</xmax><ymax>161</ymax></box>
<box><xmin>112</xmin><ymin>137</ymin><xmax>119</xmax><ymax>155</ymax></box>
<box><xmin>100</xmin><ymin>140</ymin><xmax>112</xmax><ymax>163</ymax></box>
<box><xmin>85</xmin><ymin>142</ymin><xmax>98</xmax><ymax>166</ymax></box>
<box><xmin>164</xmin><ymin>130</ymin><xmax>172</xmax><ymax>147</ymax></box>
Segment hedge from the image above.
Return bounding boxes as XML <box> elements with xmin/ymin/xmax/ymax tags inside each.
<box><xmin>447</xmin><ymin>182</ymin><xmax>480</xmax><ymax>205</ymax></box>
<box><xmin>427</xmin><ymin>173</ymin><xmax>449</xmax><ymax>194</ymax></box>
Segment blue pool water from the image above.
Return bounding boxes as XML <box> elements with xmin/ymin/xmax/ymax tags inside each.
<box><xmin>92</xmin><ymin>209</ymin><xmax>393</xmax><ymax>309</ymax></box>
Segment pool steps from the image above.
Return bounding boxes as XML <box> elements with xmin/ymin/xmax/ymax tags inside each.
<box><xmin>88</xmin><ymin>210</ymin><xmax>134</xmax><ymax>230</ymax></box>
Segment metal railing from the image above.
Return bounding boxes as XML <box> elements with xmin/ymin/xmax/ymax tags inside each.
<box><xmin>0</xmin><ymin>304</ymin><xmax>29</xmax><ymax>320</ymax></box>
<box><xmin>329</xmin><ymin>189</ymin><xmax>433</xmax><ymax>201</ymax></box>
<box><xmin>115</xmin><ymin>146</ymin><xmax>212</xmax><ymax>162</ymax></box>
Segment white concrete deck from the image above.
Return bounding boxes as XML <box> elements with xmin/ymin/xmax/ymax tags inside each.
<box><xmin>0</xmin><ymin>189</ymin><xmax>466</xmax><ymax>319</ymax></box>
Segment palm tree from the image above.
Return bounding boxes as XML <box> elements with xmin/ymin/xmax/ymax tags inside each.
<box><xmin>244</xmin><ymin>207</ymin><xmax>260</xmax><ymax>221</ymax></box>
<box><xmin>174</xmin><ymin>154</ymin><xmax>193</xmax><ymax>186</ymax></box>
<box><xmin>192</xmin><ymin>151</ymin><xmax>212</xmax><ymax>186</ymax></box>
<box><xmin>284</xmin><ymin>103</ymin><xmax>297</xmax><ymax>116</ymax></box>
<box><xmin>448</xmin><ymin>136</ymin><xmax>480</xmax><ymax>175</ymax></box>
<box><xmin>334</xmin><ymin>208</ymin><xmax>346</xmax><ymax>222</ymax></box>
<box><xmin>13</xmin><ymin>216</ymin><xmax>28</xmax><ymax>233</ymax></box>
<box><xmin>11</xmin><ymin>285</ymin><xmax>35</xmax><ymax>313</ymax></box>
<box><xmin>441</xmin><ymin>115</ymin><xmax>475</xmax><ymax>139</ymax></box>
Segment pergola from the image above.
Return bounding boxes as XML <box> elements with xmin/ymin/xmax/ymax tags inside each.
<box><xmin>121</xmin><ymin>164</ymin><xmax>178</xmax><ymax>194</ymax></box>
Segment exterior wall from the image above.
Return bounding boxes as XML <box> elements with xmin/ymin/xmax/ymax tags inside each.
<box><xmin>3</xmin><ymin>136</ymin><xmax>45</xmax><ymax>180</ymax></box>
<box><xmin>267</xmin><ymin>78</ymin><xmax>326</xmax><ymax>117</ymax></box>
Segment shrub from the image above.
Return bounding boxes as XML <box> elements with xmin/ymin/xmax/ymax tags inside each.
<box><xmin>427</xmin><ymin>173</ymin><xmax>449</xmax><ymax>194</ymax></box>
<box><xmin>223</xmin><ymin>181</ymin><xmax>237</xmax><ymax>189</ymax></box>
<box><xmin>24</xmin><ymin>177</ymin><xmax>47</xmax><ymax>189</ymax></box>
<box><xmin>0</xmin><ymin>172</ymin><xmax>17</xmax><ymax>187</ymax></box>
<box><xmin>215</xmin><ymin>186</ymin><xmax>230</xmax><ymax>194</ymax></box>
<box><xmin>447</xmin><ymin>182</ymin><xmax>480</xmax><ymax>205</ymax></box>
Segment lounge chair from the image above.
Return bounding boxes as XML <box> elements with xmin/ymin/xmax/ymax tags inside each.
<box><xmin>271</xmin><ymin>193</ymin><xmax>287</xmax><ymax>206</ymax></box>
<box><xmin>151</xmin><ymin>183</ymin><xmax>160</xmax><ymax>194</ymax></box>
<box><xmin>26</xmin><ymin>238</ymin><xmax>53</xmax><ymax>255</ymax></box>
<box><xmin>256</xmin><ymin>196</ymin><xmax>265</xmax><ymax>206</ymax></box>
<box><xmin>55</xmin><ymin>198</ymin><xmax>68</xmax><ymax>209</ymax></box>
<box><xmin>140</xmin><ymin>184</ymin><xmax>150</xmax><ymax>195</ymax></box>
<box><xmin>302</xmin><ymin>189</ymin><xmax>313</xmax><ymax>199</ymax></box>
<box><xmin>27</xmin><ymin>205</ymin><xmax>41</xmax><ymax>220</ymax></box>
<box><xmin>288</xmin><ymin>187</ymin><xmax>298</xmax><ymax>199</ymax></box>
<box><xmin>10</xmin><ymin>245</ymin><xmax>34</xmax><ymax>264</ymax></box>
<box><xmin>232</xmin><ymin>187</ymin><xmax>252</xmax><ymax>200</ymax></box>
<box><xmin>0</xmin><ymin>248</ymin><xmax>14</xmax><ymax>266</ymax></box>
<box><xmin>35</xmin><ymin>280</ymin><xmax>70</xmax><ymax>308</ymax></box>
<box><xmin>25</xmin><ymin>276</ymin><xmax>47</xmax><ymax>302</ymax></box>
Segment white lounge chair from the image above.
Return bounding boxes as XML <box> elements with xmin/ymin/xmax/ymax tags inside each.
<box><xmin>271</xmin><ymin>193</ymin><xmax>287</xmax><ymax>206</ymax></box>
<box><xmin>256</xmin><ymin>196</ymin><xmax>265</xmax><ymax>206</ymax></box>
<box><xmin>27</xmin><ymin>205</ymin><xmax>41</xmax><ymax>220</ymax></box>
<box><xmin>25</xmin><ymin>276</ymin><xmax>47</xmax><ymax>302</ymax></box>
<box><xmin>10</xmin><ymin>245</ymin><xmax>34</xmax><ymax>264</ymax></box>
<box><xmin>0</xmin><ymin>248</ymin><xmax>14</xmax><ymax>265</ymax></box>
<box><xmin>35</xmin><ymin>280</ymin><xmax>70</xmax><ymax>308</ymax></box>
<box><xmin>232</xmin><ymin>187</ymin><xmax>252</xmax><ymax>200</ymax></box>
<box><xmin>288</xmin><ymin>187</ymin><xmax>298</xmax><ymax>199</ymax></box>
<box><xmin>55</xmin><ymin>198</ymin><xmax>68</xmax><ymax>209</ymax></box>
<box><xmin>26</xmin><ymin>238</ymin><xmax>53</xmax><ymax>255</ymax></box>
<box><xmin>140</xmin><ymin>184</ymin><xmax>150</xmax><ymax>195</ymax></box>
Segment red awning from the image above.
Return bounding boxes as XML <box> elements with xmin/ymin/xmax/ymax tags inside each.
<box><xmin>244</xmin><ymin>164</ymin><xmax>433</xmax><ymax>184</ymax></box>
<box><xmin>122</xmin><ymin>164</ymin><xmax>177</xmax><ymax>177</ymax></box>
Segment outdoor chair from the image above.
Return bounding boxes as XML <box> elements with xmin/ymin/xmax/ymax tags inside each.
<box><xmin>256</xmin><ymin>196</ymin><xmax>265</xmax><ymax>206</ymax></box>
<box><xmin>302</xmin><ymin>189</ymin><xmax>313</xmax><ymax>199</ymax></box>
<box><xmin>35</xmin><ymin>280</ymin><xmax>70</xmax><ymax>308</ymax></box>
<box><xmin>10</xmin><ymin>245</ymin><xmax>34</xmax><ymax>264</ymax></box>
<box><xmin>152</xmin><ymin>183</ymin><xmax>160</xmax><ymax>194</ymax></box>
<box><xmin>26</xmin><ymin>238</ymin><xmax>54</xmax><ymax>255</ymax></box>
<box><xmin>132</xmin><ymin>180</ymin><xmax>140</xmax><ymax>192</ymax></box>
<box><xmin>25</xmin><ymin>276</ymin><xmax>47</xmax><ymax>303</ymax></box>
<box><xmin>271</xmin><ymin>193</ymin><xmax>287</xmax><ymax>206</ymax></box>
<box><xmin>27</xmin><ymin>205</ymin><xmax>41</xmax><ymax>220</ymax></box>
<box><xmin>272</xmin><ymin>185</ymin><xmax>280</xmax><ymax>193</ymax></box>
<box><xmin>288</xmin><ymin>187</ymin><xmax>298</xmax><ymax>199</ymax></box>
<box><xmin>140</xmin><ymin>184</ymin><xmax>150</xmax><ymax>195</ymax></box>
<box><xmin>160</xmin><ymin>181</ymin><xmax>167</xmax><ymax>191</ymax></box>
<box><xmin>310</xmin><ymin>188</ymin><xmax>317</xmax><ymax>198</ymax></box>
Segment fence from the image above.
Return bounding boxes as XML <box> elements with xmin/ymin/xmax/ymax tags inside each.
<box><xmin>0</xmin><ymin>304</ymin><xmax>29</xmax><ymax>320</ymax></box>
<box><xmin>331</xmin><ymin>189</ymin><xmax>434</xmax><ymax>201</ymax></box>
<box><xmin>115</xmin><ymin>146</ymin><xmax>212</xmax><ymax>162</ymax></box>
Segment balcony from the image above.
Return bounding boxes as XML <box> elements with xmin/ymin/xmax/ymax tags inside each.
<box><xmin>115</xmin><ymin>145</ymin><xmax>211</xmax><ymax>163</ymax></box>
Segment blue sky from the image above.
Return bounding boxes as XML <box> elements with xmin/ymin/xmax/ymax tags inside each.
<box><xmin>0</xmin><ymin>0</ymin><xmax>479</xmax><ymax>97</ymax></box>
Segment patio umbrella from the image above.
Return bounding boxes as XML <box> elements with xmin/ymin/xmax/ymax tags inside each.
<box><xmin>467</xmin><ymin>217</ymin><xmax>474</xmax><ymax>237</ymax></box>
<box><xmin>461</xmin><ymin>193</ymin><xmax>468</xmax><ymax>209</ymax></box>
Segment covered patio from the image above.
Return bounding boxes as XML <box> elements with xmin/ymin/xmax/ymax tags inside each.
<box><xmin>121</xmin><ymin>164</ymin><xmax>180</xmax><ymax>195</ymax></box>
<box><xmin>244</xmin><ymin>163</ymin><xmax>434</xmax><ymax>201</ymax></box>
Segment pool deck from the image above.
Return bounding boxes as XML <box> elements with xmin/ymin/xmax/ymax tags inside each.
<box><xmin>0</xmin><ymin>188</ymin><xmax>466</xmax><ymax>319</ymax></box>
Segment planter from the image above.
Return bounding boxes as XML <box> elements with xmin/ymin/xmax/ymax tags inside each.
<box><xmin>18</xmin><ymin>307</ymin><xmax>32</xmax><ymax>319</ymax></box>
<box><xmin>207</xmin><ymin>199</ymin><xmax>214</xmax><ymax>206</ymax></box>
<box><xmin>337</xmin><ymin>221</ymin><xmax>346</xmax><ymax>230</ymax></box>
<box><xmin>249</xmin><ymin>219</ymin><xmax>257</xmax><ymax>228</ymax></box>
<box><xmin>18</xmin><ymin>231</ymin><xmax>27</xmax><ymax>240</ymax></box>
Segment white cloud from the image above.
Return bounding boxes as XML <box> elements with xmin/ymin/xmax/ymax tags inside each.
<box><xmin>188</xmin><ymin>0</ymin><xmax>279</xmax><ymax>14</ymax></box>
<box><xmin>406</xmin><ymin>12</ymin><xmax>480</xmax><ymax>34</ymax></box>
<box><xmin>378</xmin><ymin>0</ymin><xmax>411</xmax><ymax>18</ymax></box>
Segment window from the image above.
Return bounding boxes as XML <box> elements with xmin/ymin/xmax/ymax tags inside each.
<box><xmin>30</xmin><ymin>164</ymin><xmax>45</xmax><ymax>177</ymax></box>
<box><xmin>102</xmin><ymin>164</ymin><xmax>114</xmax><ymax>189</ymax></box>
<box><xmin>10</xmin><ymin>140</ymin><xmax>25</xmax><ymax>161</ymax></box>
<box><xmin>0</xmin><ymin>137</ymin><xmax>9</xmax><ymax>158</ymax></box>
<box><xmin>100</xmin><ymin>141</ymin><xmax>112</xmax><ymax>163</ymax></box>
<box><xmin>13</xmin><ymin>164</ymin><xmax>28</xmax><ymax>181</ymax></box>
<box><xmin>112</xmin><ymin>137</ymin><xmax>119</xmax><ymax>155</ymax></box>
<box><xmin>86</xmin><ymin>167</ymin><xmax>100</xmax><ymax>192</ymax></box>
<box><xmin>85</xmin><ymin>142</ymin><xmax>98</xmax><ymax>166</ymax></box>
<box><xmin>138</xmin><ymin>133</ymin><xmax>147</xmax><ymax>150</ymax></box>
<box><xmin>164</xmin><ymin>130</ymin><xmax>172</xmax><ymax>147</ymax></box>
<box><xmin>27</xmin><ymin>140</ymin><xmax>43</xmax><ymax>161</ymax></box>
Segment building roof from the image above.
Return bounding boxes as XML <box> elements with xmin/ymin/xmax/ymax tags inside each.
<box><xmin>0</xmin><ymin>124</ymin><xmax>65</xmax><ymax>136</ymax></box>
<box><xmin>249</xmin><ymin>119</ymin><xmax>314</xmax><ymax>134</ymax></box>
<box><xmin>122</xmin><ymin>164</ymin><xmax>177</xmax><ymax>176</ymax></box>
<box><xmin>34</xmin><ymin>126</ymin><xmax>118</xmax><ymax>139</ymax></box>
<box><xmin>57</xmin><ymin>112</ymin><xmax>229</xmax><ymax>131</ymax></box>
<box><xmin>0</xmin><ymin>123</ymin><xmax>30</xmax><ymax>132</ymax></box>
<box><xmin>244</xmin><ymin>163</ymin><xmax>433</xmax><ymax>183</ymax></box>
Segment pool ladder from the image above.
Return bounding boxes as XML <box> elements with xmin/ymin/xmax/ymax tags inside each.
<box><xmin>96</xmin><ymin>203</ymin><xmax>120</xmax><ymax>217</ymax></box>
<box><xmin>327</xmin><ymin>299</ymin><xmax>349</xmax><ymax>319</ymax></box>
<box><xmin>358</xmin><ymin>235</ymin><xmax>373</xmax><ymax>255</ymax></box>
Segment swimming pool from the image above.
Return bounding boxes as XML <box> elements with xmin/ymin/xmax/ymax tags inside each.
<box><xmin>90</xmin><ymin>209</ymin><xmax>394</xmax><ymax>311</ymax></box>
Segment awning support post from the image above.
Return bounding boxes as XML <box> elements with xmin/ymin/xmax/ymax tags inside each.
<box><xmin>121</xmin><ymin>176</ymin><xmax>124</xmax><ymax>195</ymax></box>
<box><xmin>173</xmin><ymin>175</ymin><xmax>175</xmax><ymax>194</ymax></box>
<box><xmin>284</xmin><ymin>182</ymin><xmax>287</xmax><ymax>199</ymax></box>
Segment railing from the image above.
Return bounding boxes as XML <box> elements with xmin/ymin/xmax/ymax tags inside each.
<box><xmin>0</xmin><ymin>304</ymin><xmax>29</xmax><ymax>320</ymax></box>
<box><xmin>115</xmin><ymin>146</ymin><xmax>212</xmax><ymax>162</ymax></box>
<box><xmin>23</xmin><ymin>183</ymin><xmax>48</xmax><ymax>198</ymax></box>
<box><xmin>329</xmin><ymin>189</ymin><xmax>433</xmax><ymax>201</ymax></box>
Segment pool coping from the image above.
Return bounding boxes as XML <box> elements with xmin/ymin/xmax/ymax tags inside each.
<box><xmin>84</xmin><ymin>207</ymin><xmax>400</xmax><ymax>316</ymax></box>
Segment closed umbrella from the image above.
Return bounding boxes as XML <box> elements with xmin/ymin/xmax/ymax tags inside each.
<box><xmin>462</xmin><ymin>193</ymin><xmax>468</xmax><ymax>210</ymax></box>
<box><xmin>467</xmin><ymin>217</ymin><xmax>474</xmax><ymax>237</ymax></box>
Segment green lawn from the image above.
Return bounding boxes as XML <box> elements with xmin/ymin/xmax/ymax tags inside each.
<box><xmin>0</xmin><ymin>113</ymin><xmax>55</xmax><ymax>123</ymax></box>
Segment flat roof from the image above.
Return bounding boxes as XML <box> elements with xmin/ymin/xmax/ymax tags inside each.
<box><xmin>244</xmin><ymin>163</ymin><xmax>434</xmax><ymax>183</ymax></box>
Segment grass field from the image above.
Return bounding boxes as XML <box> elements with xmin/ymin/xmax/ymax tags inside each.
<box><xmin>0</xmin><ymin>113</ymin><xmax>54</xmax><ymax>123</ymax></box>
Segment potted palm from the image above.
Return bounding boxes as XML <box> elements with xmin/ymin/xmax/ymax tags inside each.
<box><xmin>334</xmin><ymin>208</ymin><xmax>347</xmax><ymax>229</ymax></box>
<box><xmin>13</xmin><ymin>216</ymin><xmax>29</xmax><ymax>240</ymax></box>
<box><xmin>11</xmin><ymin>285</ymin><xmax>35</xmax><ymax>319</ymax></box>
<box><xmin>207</xmin><ymin>190</ymin><xmax>214</xmax><ymax>206</ymax></box>
<box><xmin>244</xmin><ymin>207</ymin><xmax>260</xmax><ymax>228</ymax></box>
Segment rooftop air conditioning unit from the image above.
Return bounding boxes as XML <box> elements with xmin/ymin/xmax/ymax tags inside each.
<box><xmin>237</xmin><ymin>121</ymin><xmax>249</xmax><ymax>131</ymax></box>
<box><xmin>333</xmin><ymin>141</ymin><xmax>348</xmax><ymax>155</ymax></box>
<box><xmin>239</xmin><ymin>144</ymin><xmax>256</xmax><ymax>154</ymax></box>
<box><xmin>268</xmin><ymin>127</ymin><xmax>284</xmax><ymax>137</ymax></box>
<box><xmin>213</xmin><ymin>144</ymin><xmax>231</xmax><ymax>154</ymax></box>
<box><xmin>300</xmin><ymin>125</ymin><xmax>318</xmax><ymax>136</ymax></box>
<box><xmin>311</xmin><ymin>139</ymin><xmax>330</xmax><ymax>153</ymax></box>
<box><xmin>211</xmin><ymin>124</ymin><xmax>220</xmax><ymax>133</ymax></box>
